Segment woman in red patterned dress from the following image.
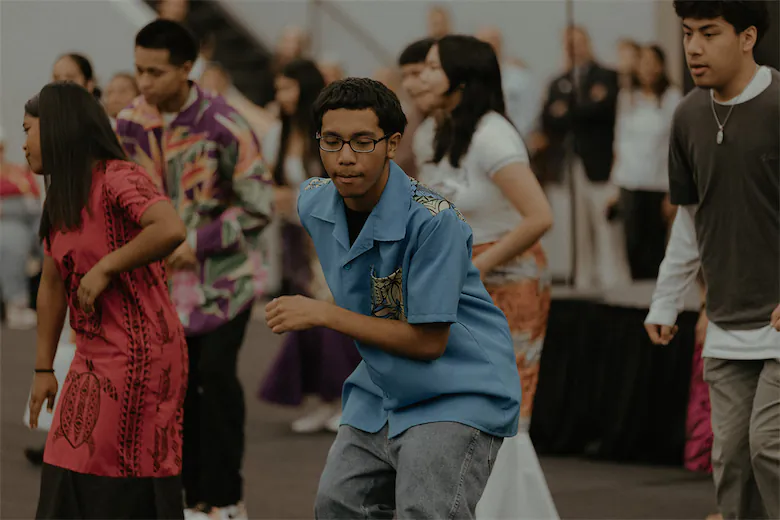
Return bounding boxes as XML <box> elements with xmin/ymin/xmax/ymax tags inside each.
<box><xmin>25</xmin><ymin>82</ymin><xmax>189</xmax><ymax>519</ymax></box>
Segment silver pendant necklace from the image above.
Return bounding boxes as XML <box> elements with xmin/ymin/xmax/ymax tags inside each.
<box><xmin>710</xmin><ymin>65</ymin><xmax>760</xmax><ymax>145</ymax></box>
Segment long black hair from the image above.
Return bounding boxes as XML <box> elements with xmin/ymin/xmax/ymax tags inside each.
<box><xmin>638</xmin><ymin>45</ymin><xmax>672</xmax><ymax>107</ymax></box>
<box><xmin>26</xmin><ymin>82</ymin><xmax>127</xmax><ymax>244</ymax></box>
<box><xmin>273</xmin><ymin>59</ymin><xmax>326</xmax><ymax>185</ymax></box>
<box><xmin>431</xmin><ymin>35</ymin><xmax>507</xmax><ymax>168</ymax></box>
<box><xmin>58</xmin><ymin>53</ymin><xmax>102</xmax><ymax>99</ymax></box>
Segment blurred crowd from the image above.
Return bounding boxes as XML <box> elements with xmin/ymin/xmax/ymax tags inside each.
<box><xmin>2</xmin><ymin>0</ymin><xmax>685</xmax><ymax>469</ymax></box>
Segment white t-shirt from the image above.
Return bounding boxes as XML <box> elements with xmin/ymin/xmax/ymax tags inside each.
<box><xmin>611</xmin><ymin>87</ymin><xmax>682</xmax><ymax>192</ymax></box>
<box><xmin>418</xmin><ymin>112</ymin><xmax>529</xmax><ymax>245</ymax></box>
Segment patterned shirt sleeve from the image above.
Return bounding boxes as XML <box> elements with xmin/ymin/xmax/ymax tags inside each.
<box><xmin>189</xmin><ymin>110</ymin><xmax>273</xmax><ymax>259</ymax></box>
<box><xmin>406</xmin><ymin>209</ymin><xmax>472</xmax><ymax>324</ymax></box>
<box><xmin>105</xmin><ymin>164</ymin><xmax>169</xmax><ymax>225</ymax></box>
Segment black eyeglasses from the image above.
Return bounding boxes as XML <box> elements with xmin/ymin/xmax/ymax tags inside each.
<box><xmin>316</xmin><ymin>133</ymin><xmax>392</xmax><ymax>153</ymax></box>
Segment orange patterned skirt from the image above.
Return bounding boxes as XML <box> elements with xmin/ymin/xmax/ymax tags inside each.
<box><xmin>473</xmin><ymin>241</ymin><xmax>551</xmax><ymax>431</ymax></box>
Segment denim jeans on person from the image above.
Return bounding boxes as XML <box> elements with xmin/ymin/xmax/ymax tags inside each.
<box><xmin>315</xmin><ymin>422</ymin><xmax>502</xmax><ymax>519</ymax></box>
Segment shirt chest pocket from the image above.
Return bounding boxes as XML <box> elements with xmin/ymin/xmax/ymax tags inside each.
<box><xmin>370</xmin><ymin>266</ymin><xmax>406</xmax><ymax>322</ymax></box>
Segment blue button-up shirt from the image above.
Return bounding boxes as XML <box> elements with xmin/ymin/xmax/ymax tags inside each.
<box><xmin>297</xmin><ymin>162</ymin><xmax>521</xmax><ymax>438</ymax></box>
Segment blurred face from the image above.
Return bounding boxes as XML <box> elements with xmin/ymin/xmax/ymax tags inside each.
<box><xmin>637</xmin><ymin>48</ymin><xmax>663</xmax><ymax>88</ymax></box>
<box><xmin>134</xmin><ymin>46</ymin><xmax>191</xmax><ymax>107</ymax></box>
<box><xmin>318</xmin><ymin>108</ymin><xmax>400</xmax><ymax>208</ymax></box>
<box><xmin>319</xmin><ymin>62</ymin><xmax>344</xmax><ymax>85</ymax></box>
<box><xmin>565</xmin><ymin>28</ymin><xmax>591</xmax><ymax>67</ymax></box>
<box><xmin>103</xmin><ymin>76</ymin><xmax>138</xmax><ymax>118</ymax></box>
<box><xmin>52</xmin><ymin>56</ymin><xmax>93</xmax><ymax>92</ymax></box>
<box><xmin>275</xmin><ymin>75</ymin><xmax>300</xmax><ymax>116</ymax></box>
<box><xmin>22</xmin><ymin>114</ymin><xmax>42</xmax><ymax>175</ymax></box>
<box><xmin>276</xmin><ymin>27</ymin><xmax>307</xmax><ymax>63</ymax></box>
<box><xmin>427</xmin><ymin>8</ymin><xmax>450</xmax><ymax>39</ymax></box>
<box><xmin>200</xmin><ymin>67</ymin><xmax>230</xmax><ymax>95</ymax></box>
<box><xmin>420</xmin><ymin>45</ymin><xmax>451</xmax><ymax>110</ymax></box>
<box><xmin>617</xmin><ymin>43</ymin><xmax>639</xmax><ymax>75</ymax></box>
<box><xmin>158</xmin><ymin>0</ymin><xmax>188</xmax><ymax>22</ymax></box>
<box><xmin>682</xmin><ymin>17</ymin><xmax>753</xmax><ymax>90</ymax></box>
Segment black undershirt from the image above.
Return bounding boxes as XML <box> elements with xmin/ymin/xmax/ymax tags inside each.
<box><xmin>344</xmin><ymin>206</ymin><xmax>371</xmax><ymax>245</ymax></box>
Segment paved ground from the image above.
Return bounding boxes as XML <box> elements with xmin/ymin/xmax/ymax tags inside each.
<box><xmin>1</xmin><ymin>319</ymin><xmax>718</xmax><ymax>519</ymax></box>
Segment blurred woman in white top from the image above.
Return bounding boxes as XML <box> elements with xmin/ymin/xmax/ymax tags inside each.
<box><xmin>610</xmin><ymin>45</ymin><xmax>681</xmax><ymax>280</ymax></box>
<box><xmin>419</xmin><ymin>35</ymin><xmax>558</xmax><ymax>520</ymax></box>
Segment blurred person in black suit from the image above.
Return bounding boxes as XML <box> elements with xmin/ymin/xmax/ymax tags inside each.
<box><xmin>542</xmin><ymin>25</ymin><xmax>630</xmax><ymax>290</ymax></box>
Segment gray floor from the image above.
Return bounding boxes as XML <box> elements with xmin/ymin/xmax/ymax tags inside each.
<box><xmin>1</xmin><ymin>320</ymin><xmax>717</xmax><ymax>519</ymax></box>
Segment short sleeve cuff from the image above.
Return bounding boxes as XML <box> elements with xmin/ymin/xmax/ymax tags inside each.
<box><xmin>669</xmin><ymin>192</ymin><xmax>699</xmax><ymax>206</ymax></box>
<box><xmin>486</xmin><ymin>154</ymin><xmax>529</xmax><ymax>177</ymax></box>
<box><xmin>406</xmin><ymin>313</ymin><xmax>458</xmax><ymax>325</ymax></box>
<box><xmin>645</xmin><ymin>306</ymin><xmax>678</xmax><ymax>327</ymax></box>
<box><xmin>133</xmin><ymin>195</ymin><xmax>168</xmax><ymax>221</ymax></box>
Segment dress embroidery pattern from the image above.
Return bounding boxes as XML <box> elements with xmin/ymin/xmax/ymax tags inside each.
<box><xmin>410</xmin><ymin>180</ymin><xmax>466</xmax><ymax>222</ymax></box>
<box><xmin>304</xmin><ymin>178</ymin><xmax>332</xmax><ymax>190</ymax></box>
<box><xmin>148</xmin><ymin>424</ymin><xmax>170</xmax><ymax>473</ymax></box>
<box><xmin>103</xmin><ymin>188</ymin><xmax>153</xmax><ymax>477</ymax></box>
<box><xmin>53</xmin><ymin>359</ymin><xmax>118</xmax><ymax>458</ymax></box>
<box><xmin>370</xmin><ymin>266</ymin><xmax>406</xmax><ymax>321</ymax></box>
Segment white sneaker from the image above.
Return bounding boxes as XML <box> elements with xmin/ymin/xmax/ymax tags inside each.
<box><xmin>325</xmin><ymin>412</ymin><xmax>342</xmax><ymax>433</ymax></box>
<box><xmin>184</xmin><ymin>504</ymin><xmax>219</xmax><ymax>520</ymax></box>
<box><xmin>184</xmin><ymin>508</ymin><xmax>215</xmax><ymax>520</ymax></box>
<box><xmin>291</xmin><ymin>403</ymin><xmax>340</xmax><ymax>433</ymax></box>
<box><xmin>214</xmin><ymin>502</ymin><xmax>247</xmax><ymax>520</ymax></box>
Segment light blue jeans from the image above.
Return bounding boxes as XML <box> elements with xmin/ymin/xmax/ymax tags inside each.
<box><xmin>315</xmin><ymin>422</ymin><xmax>502</xmax><ymax>519</ymax></box>
<box><xmin>0</xmin><ymin>196</ymin><xmax>40</xmax><ymax>304</ymax></box>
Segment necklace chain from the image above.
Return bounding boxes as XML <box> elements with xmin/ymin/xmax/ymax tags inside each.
<box><xmin>710</xmin><ymin>65</ymin><xmax>760</xmax><ymax>144</ymax></box>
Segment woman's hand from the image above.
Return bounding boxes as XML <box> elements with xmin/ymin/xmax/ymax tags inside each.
<box><xmin>28</xmin><ymin>373</ymin><xmax>58</xmax><ymax>429</ymax></box>
<box><xmin>77</xmin><ymin>262</ymin><xmax>113</xmax><ymax>314</ymax></box>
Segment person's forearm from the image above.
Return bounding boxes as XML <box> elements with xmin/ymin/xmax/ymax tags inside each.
<box><xmin>322</xmin><ymin>304</ymin><xmax>449</xmax><ymax>361</ymax></box>
<box><xmin>101</xmin><ymin>220</ymin><xmax>185</xmax><ymax>276</ymax></box>
<box><xmin>476</xmin><ymin>216</ymin><xmax>552</xmax><ymax>274</ymax></box>
<box><xmin>35</xmin><ymin>280</ymin><xmax>67</xmax><ymax>370</ymax></box>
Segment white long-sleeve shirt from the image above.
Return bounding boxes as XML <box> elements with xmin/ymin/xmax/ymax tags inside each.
<box><xmin>646</xmin><ymin>207</ymin><xmax>779</xmax><ymax>359</ymax></box>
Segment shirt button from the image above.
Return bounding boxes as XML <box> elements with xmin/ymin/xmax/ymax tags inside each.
<box><xmin>344</xmin><ymin>264</ymin><xmax>351</xmax><ymax>271</ymax></box>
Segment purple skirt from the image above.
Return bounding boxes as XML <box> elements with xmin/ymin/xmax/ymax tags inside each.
<box><xmin>258</xmin><ymin>327</ymin><xmax>361</xmax><ymax>406</ymax></box>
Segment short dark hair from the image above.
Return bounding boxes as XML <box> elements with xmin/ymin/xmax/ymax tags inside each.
<box><xmin>674</xmin><ymin>0</ymin><xmax>770</xmax><ymax>45</ymax></box>
<box><xmin>312</xmin><ymin>77</ymin><xmax>407</xmax><ymax>136</ymax></box>
<box><xmin>135</xmin><ymin>19</ymin><xmax>199</xmax><ymax>66</ymax></box>
<box><xmin>58</xmin><ymin>53</ymin><xmax>102</xmax><ymax>99</ymax></box>
<box><xmin>25</xmin><ymin>82</ymin><xmax>127</xmax><ymax>244</ymax></box>
<box><xmin>398</xmin><ymin>38</ymin><xmax>435</xmax><ymax>67</ymax></box>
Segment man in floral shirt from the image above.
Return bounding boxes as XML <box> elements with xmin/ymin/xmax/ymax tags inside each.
<box><xmin>117</xmin><ymin>19</ymin><xmax>272</xmax><ymax>519</ymax></box>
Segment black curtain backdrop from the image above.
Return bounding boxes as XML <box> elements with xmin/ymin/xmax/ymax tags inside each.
<box><xmin>683</xmin><ymin>0</ymin><xmax>780</xmax><ymax>93</ymax></box>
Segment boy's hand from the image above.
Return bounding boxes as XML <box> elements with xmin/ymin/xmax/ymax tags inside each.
<box><xmin>266</xmin><ymin>296</ymin><xmax>330</xmax><ymax>333</ymax></box>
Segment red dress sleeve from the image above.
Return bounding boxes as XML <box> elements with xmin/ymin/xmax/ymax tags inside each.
<box><xmin>104</xmin><ymin>163</ymin><xmax>169</xmax><ymax>225</ymax></box>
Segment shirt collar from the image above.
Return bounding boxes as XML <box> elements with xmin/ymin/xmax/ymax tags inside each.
<box><xmin>131</xmin><ymin>81</ymin><xmax>206</xmax><ymax>130</ymax></box>
<box><xmin>311</xmin><ymin>161</ymin><xmax>410</xmax><ymax>257</ymax></box>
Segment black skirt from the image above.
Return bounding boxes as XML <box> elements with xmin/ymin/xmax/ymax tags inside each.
<box><xmin>36</xmin><ymin>463</ymin><xmax>183</xmax><ymax>520</ymax></box>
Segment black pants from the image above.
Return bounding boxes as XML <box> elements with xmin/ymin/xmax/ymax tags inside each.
<box><xmin>37</xmin><ymin>464</ymin><xmax>183</xmax><ymax>519</ymax></box>
<box><xmin>182</xmin><ymin>310</ymin><xmax>251</xmax><ymax>508</ymax></box>
<box><xmin>619</xmin><ymin>189</ymin><xmax>668</xmax><ymax>281</ymax></box>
